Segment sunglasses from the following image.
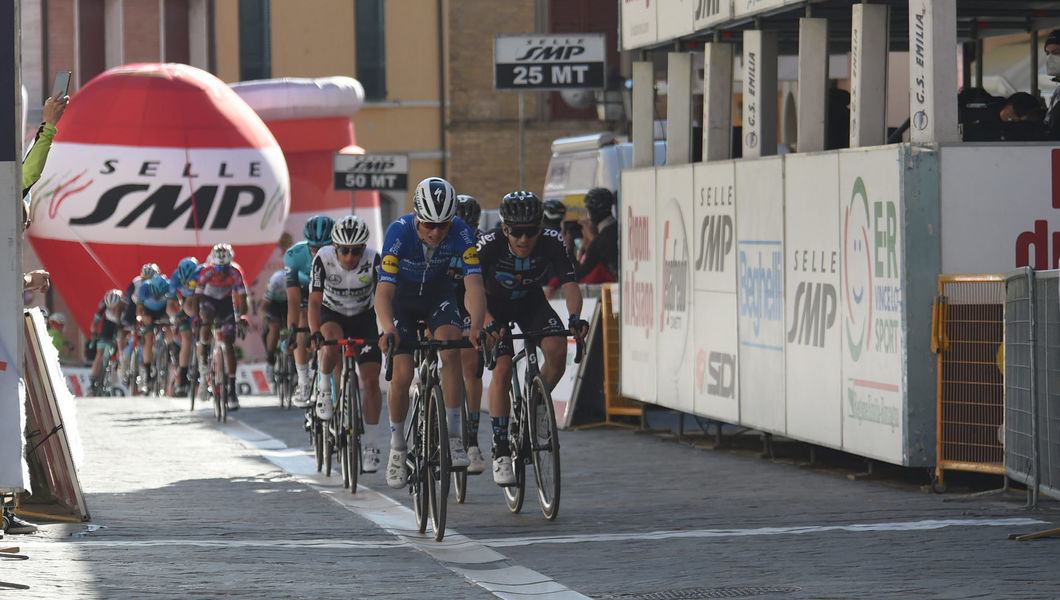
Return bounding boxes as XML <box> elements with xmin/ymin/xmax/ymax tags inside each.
<box><xmin>419</xmin><ymin>221</ymin><xmax>450</xmax><ymax>231</ymax></box>
<box><xmin>505</xmin><ymin>225</ymin><xmax>541</xmax><ymax>239</ymax></box>
<box><xmin>337</xmin><ymin>245</ymin><xmax>365</xmax><ymax>256</ymax></box>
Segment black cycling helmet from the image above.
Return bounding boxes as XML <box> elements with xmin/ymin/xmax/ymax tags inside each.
<box><xmin>543</xmin><ymin>199</ymin><xmax>566</xmax><ymax>224</ymax></box>
<box><xmin>499</xmin><ymin>190</ymin><xmax>544</xmax><ymax>226</ymax></box>
<box><xmin>584</xmin><ymin>187</ymin><xmax>615</xmax><ymax>223</ymax></box>
<box><xmin>456</xmin><ymin>194</ymin><xmax>482</xmax><ymax>228</ymax></box>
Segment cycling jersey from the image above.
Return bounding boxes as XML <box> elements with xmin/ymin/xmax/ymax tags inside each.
<box><xmin>309</xmin><ymin>246</ymin><xmax>380</xmax><ymax>317</ymax></box>
<box><xmin>196</xmin><ymin>264</ymin><xmax>247</xmax><ymax>301</ymax></box>
<box><xmin>124</xmin><ymin>276</ymin><xmax>145</xmax><ymax>305</ymax></box>
<box><xmin>138</xmin><ymin>275</ymin><xmax>171</xmax><ymax>312</ymax></box>
<box><xmin>476</xmin><ymin>226</ymin><xmax>576</xmax><ymax>300</ymax></box>
<box><xmin>264</xmin><ymin>269</ymin><xmax>287</xmax><ymax>303</ymax></box>
<box><xmin>92</xmin><ymin>301</ymin><xmax>122</xmax><ymax>331</ymax></box>
<box><xmin>168</xmin><ymin>264</ymin><xmax>203</xmax><ymax>300</ymax></box>
<box><xmin>284</xmin><ymin>242</ymin><xmax>314</xmax><ymax>289</ymax></box>
<box><xmin>378</xmin><ymin>213</ymin><xmax>481</xmax><ymax>296</ymax></box>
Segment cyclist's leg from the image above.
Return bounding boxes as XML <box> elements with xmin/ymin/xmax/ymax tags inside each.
<box><xmin>176</xmin><ymin>315</ymin><xmax>194</xmax><ymax>393</ymax></box>
<box><xmin>141</xmin><ymin>314</ymin><xmax>155</xmax><ymax>373</ymax></box>
<box><xmin>293</xmin><ymin>288</ymin><xmax>312</xmax><ymax>403</ymax></box>
<box><xmin>521</xmin><ymin>298</ymin><xmax>567</xmax><ymax>389</ymax></box>
<box><xmin>384</xmin><ymin>300</ymin><xmax>418</xmax><ymax>489</ymax></box>
<box><xmin>214</xmin><ymin>299</ymin><xmax>238</xmax><ymax>408</ymax></box>
<box><xmin>353</xmin><ymin>310</ymin><xmax>384</xmax><ymax>471</ymax></box>
<box><xmin>315</xmin><ymin>315</ymin><xmax>343</xmax><ymax>420</ymax></box>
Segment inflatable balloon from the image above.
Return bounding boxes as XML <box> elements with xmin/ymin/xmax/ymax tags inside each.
<box><xmin>26</xmin><ymin>63</ymin><xmax>290</xmax><ymax>335</ymax></box>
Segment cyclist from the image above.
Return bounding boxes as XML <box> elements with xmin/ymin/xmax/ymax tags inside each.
<box><xmin>306</xmin><ymin>215</ymin><xmax>385</xmax><ymax>472</ymax></box>
<box><xmin>259</xmin><ymin>268</ymin><xmax>287</xmax><ymax>383</ymax></box>
<box><xmin>450</xmin><ymin>194</ymin><xmax>487</xmax><ymax>474</ymax></box>
<box><xmin>285</xmin><ymin>215</ymin><xmax>335</xmax><ymax>407</ymax></box>
<box><xmin>189</xmin><ymin>243</ymin><xmax>249</xmax><ymax>411</ymax></box>
<box><xmin>376</xmin><ymin>176</ymin><xmax>486</xmax><ymax>489</ymax></box>
<box><xmin>477</xmin><ymin>190</ymin><xmax>588</xmax><ymax>485</ymax></box>
<box><xmin>89</xmin><ymin>288</ymin><xmax>124</xmax><ymax>393</ymax></box>
<box><xmin>137</xmin><ymin>272</ymin><xmax>172</xmax><ymax>393</ymax></box>
<box><xmin>167</xmin><ymin>257</ymin><xmax>202</xmax><ymax>395</ymax></box>
<box><xmin>118</xmin><ymin>263</ymin><xmax>159</xmax><ymax>376</ymax></box>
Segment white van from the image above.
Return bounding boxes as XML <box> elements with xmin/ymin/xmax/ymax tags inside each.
<box><xmin>542</xmin><ymin>131</ymin><xmax>666</xmax><ymax>223</ymax></box>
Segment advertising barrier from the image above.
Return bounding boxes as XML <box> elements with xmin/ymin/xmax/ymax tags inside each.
<box><xmin>656</xmin><ymin>166</ymin><xmax>695</xmax><ymax>414</ymax></box>
<box><xmin>620</xmin><ymin>169</ymin><xmax>657</xmax><ymax>402</ymax></box>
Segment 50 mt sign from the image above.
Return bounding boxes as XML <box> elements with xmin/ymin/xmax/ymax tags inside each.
<box><xmin>494</xmin><ymin>33</ymin><xmax>606</xmax><ymax>91</ymax></box>
<box><xmin>333</xmin><ymin>153</ymin><xmax>409</xmax><ymax>191</ymax></box>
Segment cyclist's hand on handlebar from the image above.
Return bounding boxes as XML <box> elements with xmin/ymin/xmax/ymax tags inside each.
<box><xmin>379</xmin><ymin>328</ymin><xmax>399</xmax><ymax>354</ymax></box>
<box><xmin>236</xmin><ymin>314</ymin><xmax>249</xmax><ymax>339</ymax></box>
<box><xmin>308</xmin><ymin>331</ymin><xmax>324</xmax><ymax>351</ymax></box>
<box><xmin>568</xmin><ymin>314</ymin><xmax>589</xmax><ymax>339</ymax></box>
<box><xmin>468</xmin><ymin>325</ymin><xmax>482</xmax><ymax>351</ymax></box>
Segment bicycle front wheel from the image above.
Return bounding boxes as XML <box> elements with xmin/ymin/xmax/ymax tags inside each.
<box><xmin>427</xmin><ymin>384</ymin><xmax>450</xmax><ymax>541</ymax></box>
<box><xmin>344</xmin><ymin>374</ymin><xmax>363</xmax><ymax>493</ymax></box>
<box><xmin>528</xmin><ymin>375</ymin><xmax>560</xmax><ymax>520</ymax></box>
<box><xmin>502</xmin><ymin>390</ymin><xmax>526</xmax><ymax>514</ymax></box>
<box><xmin>408</xmin><ymin>385</ymin><xmax>429</xmax><ymax>534</ymax></box>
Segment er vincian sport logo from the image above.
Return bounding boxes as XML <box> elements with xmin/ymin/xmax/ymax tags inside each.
<box><xmin>842</xmin><ymin>177</ymin><xmax>873</xmax><ymax>361</ymax></box>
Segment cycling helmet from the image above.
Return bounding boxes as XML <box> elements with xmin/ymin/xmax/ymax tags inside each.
<box><xmin>455</xmin><ymin>195</ymin><xmax>482</xmax><ymax>228</ymax></box>
<box><xmin>413</xmin><ymin>177</ymin><xmax>457</xmax><ymax>223</ymax></box>
<box><xmin>499</xmin><ymin>190</ymin><xmax>544</xmax><ymax>226</ymax></box>
<box><xmin>49</xmin><ymin>312</ymin><xmax>66</xmax><ymax>327</ymax></box>
<box><xmin>149</xmin><ymin>276</ymin><xmax>169</xmax><ymax>298</ymax></box>
<box><xmin>584</xmin><ymin>187</ymin><xmax>615</xmax><ymax>223</ymax></box>
<box><xmin>332</xmin><ymin>215</ymin><xmax>370</xmax><ymax>246</ymax></box>
<box><xmin>543</xmin><ymin>199</ymin><xmax>566</xmax><ymax>222</ymax></box>
<box><xmin>176</xmin><ymin>257</ymin><xmax>198</xmax><ymax>283</ymax></box>
<box><xmin>303</xmin><ymin>215</ymin><xmax>335</xmax><ymax>245</ymax></box>
<box><xmin>141</xmin><ymin>263</ymin><xmax>160</xmax><ymax>280</ymax></box>
<box><xmin>104</xmin><ymin>288</ymin><xmax>123</xmax><ymax>307</ymax></box>
<box><xmin>210</xmin><ymin>242</ymin><xmax>234</xmax><ymax>266</ymax></box>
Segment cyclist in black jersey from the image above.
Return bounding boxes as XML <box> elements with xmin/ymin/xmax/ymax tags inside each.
<box><xmin>478</xmin><ymin>190</ymin><xmax>588</xmax><ymax>485</ymax></box>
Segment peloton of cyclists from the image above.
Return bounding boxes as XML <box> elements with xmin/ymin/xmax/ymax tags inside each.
<box><xmin>188</xmin><ymin>243</ymin><xmax>249</xmax><ymax>411</ymax></box>
<box><xmin>285</xmin><ymin>215</ymin><xmax>335</xmax><ymax>407</ymax></box>
<box><xmin>167</xmin><ymin>257</ymin><xmax>203</xmax><ymax>396</ymax></box>
<box><xmin>476</xmin><ymin>190</ymin><xmax>588</xmax><ymax>485</ymax></box>
<box><xmin>376</xmin><ymin>177</ymin><xmax>485</xmax><ymax>489</ymax></box>
<box><xmin>117</xmin><ymin>263</ymin><xmax>159</xmax><ymax>379</ymax></box>
<box><xmin>306</xmin><ymin>215</ymin><xmax>386</xmax><ymax>473</ymax></box>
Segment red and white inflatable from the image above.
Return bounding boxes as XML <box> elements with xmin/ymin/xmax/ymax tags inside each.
<box><xmin>26</xmin><ymin>63</ymin><xmax>290</xmax><ymax>335</ymax></box>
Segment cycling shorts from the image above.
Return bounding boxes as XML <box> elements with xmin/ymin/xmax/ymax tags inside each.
<box><xmin>391</xmin><ymin>292</ymin><xmax>463</xmax><ymax>356</ymax></box>
<box><xmin>265</xmin><ymin>300</ymin><xmax>288</xmax><ymax>322</ymax></box>
<box><xmin>487</xmin><ymin>289</ymin><xmax>564</xmax><ymax>358</ymax></box>
<box><xmin>320</xmin><ymin>306</ymin><xmax>382</xmax><ymax>364</ymax></box>
<box><xmin>141</xmin><ymin>307</ymin><xmax>168</xmax><ymax>325</ymax></box>
<box><xmin>199</xmin><ymin>296</ymin><xmax>235</xmax><ymax>325</ymax></box>
<box><xmin>121</xmin><ymin>302</ymin><xmax>137</xmax><ymax>327</ymax></box>
<box><xmin>97</xmin><ymin>320</ymin><xmax>118</xmax><ymax>346</ymax></box>
<box><xmin>173</xmin><ymin>311</ymin><xmax>193</xmax><ymax>334</ymax></box>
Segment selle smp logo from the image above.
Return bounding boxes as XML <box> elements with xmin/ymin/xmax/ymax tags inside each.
<box><xmin>350</xmin><ymin>157</ymin><xmax>396</xmax><ymax>171</ymax></box>
<box><xmin>515</xmin><ymin>44</ymin><xmax>587</xmax><ymax>62</ymax></box>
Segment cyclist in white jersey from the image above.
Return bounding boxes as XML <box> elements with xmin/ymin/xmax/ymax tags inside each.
<box><xmin>307</xmin><ymin>216</ymin><xmax>386</xmax><ymax>473</ymax></box>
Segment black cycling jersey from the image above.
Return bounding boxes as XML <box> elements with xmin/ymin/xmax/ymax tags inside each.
<box><xmin>476</xmin><ymin>226</ymin><xmax>576</xmax><ymax>300</ymax></box>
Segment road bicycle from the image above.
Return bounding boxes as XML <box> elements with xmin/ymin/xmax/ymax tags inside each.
<box><xmin>276</xmin><ymin>327</ymin><xmax>306</xmax><ymax>410</ymax></box>
<box><xmin>319</xmin><ymin>337</ymin><xmax>373</xmax><ymax>492</ymax></box>
<box><xmin>145</xmin><ymin>318</ymin><xmax>172</xmax><ymax>397</ymax></box>
<box><xmin>489</xmin><ymin>326</ymin><xmax>583</xmax><ymax>521</ymax></box>
<box><xmin>197</xmin><ymin>318</ymin><xmax>244</xmax><ymax>424</ymax></box>
<box><xmin>89</xmin><ymin>339</ymin><xmax>119</xmax><ymax>396</ymax></box>
<box><xmin>383</xmin><ymin>329</ymin><xmax>483</xmax><ymax>541</ymax></box>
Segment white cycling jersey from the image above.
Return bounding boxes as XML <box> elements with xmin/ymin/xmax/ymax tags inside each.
<box><xmin>265</xmin><ymin>269</ymin><xmax>286</xmax><ymax>303</ymax></box>
<box><xmin>309</xmin><ymin>246</ymin><xmax>380</xmax><ymax>317</ymax></box>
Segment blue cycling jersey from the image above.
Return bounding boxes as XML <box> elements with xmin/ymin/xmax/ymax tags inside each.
<box><xmin>284</xmin><ymin>241</ymin><xmax>314</xmax><ymax>289</ymax></box>
<box><xmin>138</xmin><ymin>275</ymin><xmax>171</xmax><ymax>312</ymax></box>
<box><xmin>168</xmin><ymin>264</ymin><xmax>203</xmax><ymax>300</ymax></box>
<box><xmin>379</xmin><ymin>214</ymin><xmax>481</xmax><ymax>296</ymax></box>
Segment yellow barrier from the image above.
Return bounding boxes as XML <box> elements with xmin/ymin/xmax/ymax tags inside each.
<box><xmin>931</xmin><ymin>274</ymin><xmax>1005</xmax><ymax>493</ymax></box>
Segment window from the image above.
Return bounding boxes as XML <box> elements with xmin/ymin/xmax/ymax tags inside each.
<box><xmin>356</xmin><ymin>0</ymin><xmax>386</xmax><ymax>101</ymax></box>
<box><xmin>239</xmin><ymin>0</ymin><xmax>271</xmax><ymax>81</ymax></box>
<box><xmin>548</xmin><ymin>0</ymin><xmax>619</xmax><ymax>120</ymax></box>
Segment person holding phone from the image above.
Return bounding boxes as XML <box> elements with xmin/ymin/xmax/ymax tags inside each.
<box><xmin>22</xmin><ymin>73</ymin><xmax>70</xmax><ymax>228</ymax></box>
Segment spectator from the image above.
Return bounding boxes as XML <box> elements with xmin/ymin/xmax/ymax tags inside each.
<box><xmin>999</xmin><ymin>92</ymin><xmax>1045</xmax><ymax>123</ymax></box>
<box><xmin>1042</xmin><ymin>29</ymin><xmax>1060</xmax><ymax>138</ymax></box>
<box><xmin>46</xmin><ymin>312</ymin><xmax>73</xmax><ymax>359</ymax></box>
<box><xmin>575</xmin><ymin>187</ymin><xmax>619</xmax><ymax>284</ymax></box>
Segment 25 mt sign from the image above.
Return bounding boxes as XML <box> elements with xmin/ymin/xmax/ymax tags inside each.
<box><xmin>494</xmin><ymin>34</ymin><xmax>606</xmax><ymax>91</ymax></box>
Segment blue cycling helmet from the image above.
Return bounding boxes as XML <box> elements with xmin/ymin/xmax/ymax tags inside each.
<box><xmin>176</xmin><ymin>257</ymin><xmax>198</xmax><ymax>283</ymax></box>
<box><xmin>149</xmin><ymin>276</ymin><xmax>169</xmax><ymax>298</ymax></box>
<box><xmin>303</xmin><ymin>215</ymin><xmax>335</xmax><ymax>245</ymax></box>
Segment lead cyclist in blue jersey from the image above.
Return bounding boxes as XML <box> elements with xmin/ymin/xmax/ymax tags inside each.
<box><xmin>376</xmin><ymin>176</ymin><xmax>486</xmax><ymax>489</ymax></box>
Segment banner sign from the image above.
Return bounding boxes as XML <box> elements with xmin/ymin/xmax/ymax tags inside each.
<box><xmin>494</xmin><ymin>34</ymin><xmax>606</xmax><ymax>91</ymax></box>
<box><xmin>333</xmin><ymin>153</ymin><xmax>409</xmax><ymax>191</ymax></box>
<box><xmin>620</xmin><ymin>169</ymin><xmax>658</xmax><ymax>402</ymax></box>
<box><xmin>656</xmin><ymin>166</ymin><xmax>695</xmax><ymax>414</ymax></box>
<box><xmin>621</xmin><ymin>0</ymin><xmax>658</xmax><ymax>50</ymax></box>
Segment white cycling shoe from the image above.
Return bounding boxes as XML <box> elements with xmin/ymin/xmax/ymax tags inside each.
<box><xmin>362</xmin><ymin>447</ymin><xmax>382</xmax><ymax>473</ymax></box>
<box><xmin>493</xmin><ymin>456</ymin><xmax>516</xmax><ymax>486</ymax></box>
<box><xmin>385</xmin><ymin>448</ymin><xmax>408</xmax><ymax>489</ymax></box>
<box><xmin>467</xmin><ymin>446</ymin><xmax>486</xmax><ymax>474</ymax></box>
<box><xmin>449</xmin><ymin>437</ymin><xmax>471</xmax><ymax>469</ymax></box>
<box><xmin>315</xmin><ymin>392</ymin><xmax>334</xmax><ymax>421</ymax></box>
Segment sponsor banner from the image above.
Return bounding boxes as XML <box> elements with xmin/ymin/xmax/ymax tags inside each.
<box><xmin>735</xmin><ymin>157</ymin><xmax>786</xmax><ymax>433</ymax></box>
<box><xmin>733</xmin><ymin>0</ymin><xmax>802</xmax><ymax>18</ymax></box>
<box><xmin>839</xmin><ymin>147</ymin><xmax>905</xmax><ymax>462</ymax></box>
<box><xmin>494</xmin><ymin>34</ymin><xmax>606</xmax><ymax>91</ymax></box>
<box><xmin>621</xmin><ymin>0</ymin><xmax>657</xmax><ymax>51</ymax></box>
<box><xmin>694</xmin><ymin>0</ymin><xmax>734</xmax><ymax>30</ymax></box>
<box><xmin>784</xmin><ymin>153</ymin><xmax>842</xmax><ymax>448</ymax></box>
<box><xmin>656</xmin><ymin>166</ymin><xmax>695</xmax><ymax>414</ymax></box>
<box><xmin>693</xmin><ymin>162</ymin><xmax>737</xmax><ymax>293</ymax></box>
<box><xmin>620</xmin><ymin>169</ymin><xmax>657</xmax><ymax>402</ymax></box>
<box><xmin>940</xmin><ymin>146</ymin><xmax>1060</xmax><ymax>273</ymax></box>
<box><xmin>657</xmin><ymin>0</ymin><xmax>696</xmax><ymax>45</ymax></box>
<box><xmin>693</xmin><ymin>290</ymin><xmax>739</xmax><ymax>422</ymax></box>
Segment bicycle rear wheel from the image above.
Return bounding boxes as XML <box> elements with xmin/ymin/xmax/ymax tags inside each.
<box><xmin>280</xmin><ymin>354</ymin><xmax>295</xmax><ymax>409</ymax></box>
<box><xmin>408</xmin><ymin>385</ymin><xmax>429</xmax><ymax>534</ymax></box>
<box><xmin>502</xmin><ymin>390</ymin><xmax>526</xmax><ymax>514</ymax></box>
<box><xmin>453</xmin><ymin>391</ymin><xmax>470</xmax><ymax>504</ymax></box>
<box><xmin>427</xmin><ymin>384</ymin><xmax>449</xmax><ymax>541</ymax></box>
<box><xmin>528</xmin><ymin>375</ymin><xmax>560</xmax><ymax>520</ymax></box>
<box><xmin>188</xmin><ymin>348</ymin><xmax>199</xmax><ymax>411</ymax></box>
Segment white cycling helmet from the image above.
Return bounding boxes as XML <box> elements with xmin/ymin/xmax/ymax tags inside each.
<box><xmin>104</xmin><ymin>288</ymin><xmax>123</xmax><ymax>307</ymax></box>
<box><xmin>332</xmin><ymin>215</ymin><xmax>370</xmax><ymax>246</ymax></box>
<box><xmin>412</xmin><ymin>177</ymin><xmax>457</xmax><ymax>223</ymax></box>
<box><xmin>49</xmin><ymin>312</ymin><xmax>66</xmax><ymax>327</ymax></box>
<box><xmin>210</xmin><ymin>243</ymin><xmax>234</xmax><ymax>266</ymax></box>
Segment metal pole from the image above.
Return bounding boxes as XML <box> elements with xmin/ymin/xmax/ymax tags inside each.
<box><xmin>1031</xmin><ymin>29</ymin><xmax>1040</xmax><ymax>100</ymax></box>
<box><xmin>518</xmin><ymin>91</ymin><xmax>525</xmax><ymax>190</ymax></box>
<box><xmin>1028</xmin><ymin>266</ymin><xmax>1040</xmax><ymax>507</ymax></box>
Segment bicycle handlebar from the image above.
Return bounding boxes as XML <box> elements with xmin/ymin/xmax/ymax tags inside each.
<box><xmin>488</xmin><ymin>327</ymin><xmax>586</xmax><ymax>365</ymax></box>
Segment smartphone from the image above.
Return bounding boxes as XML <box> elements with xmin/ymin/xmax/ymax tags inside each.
<box><xmin>51</xmin><ymin>71</ymin><xmax>71</xmax><ymax>98</ymax></box>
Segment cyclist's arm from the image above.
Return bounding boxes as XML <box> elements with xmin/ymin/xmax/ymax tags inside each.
<box><xmin>307</xmin><ymin>291</ymin><xmax>323</xmax><ymax>335</ymax></box>
<box><xmin>561</xmin><ymin>281</ymin><xmax>583</xmax><ymax>324</ymax></box>
<box><xmin>285</xmin><ymin>285</ymin><xmax>301</xmax><ymax>328</ymax></box>
<box><xmin>260</xmin><ymin>298</ymin><xmax>272</xmax><ymax>320</ymax></box>
<box><xmin>235</xmin><ymin>292</ymin><xmax>248</xmax><ymax>317</ymax></box>
<box><xmin>462</xmin><ymin>273</ymin><xmax>486</xmax><ymax>347</ymax></box>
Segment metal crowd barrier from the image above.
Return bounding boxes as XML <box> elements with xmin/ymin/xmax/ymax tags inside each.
<box><xmin>1004</xmin><ymin>267</ymin><xmax>1060</xmax><ymax>506</ymax></box>
<box><xmin>931</xmin><ymin>275</ymin><xmax>1006</xmax><ymax>493</ymax></box>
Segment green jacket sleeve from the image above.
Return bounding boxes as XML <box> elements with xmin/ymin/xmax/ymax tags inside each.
<box><xmin>22</xmin><ymin>123</ymin><xmax>58</xmax><ymax>195</ymax></box>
